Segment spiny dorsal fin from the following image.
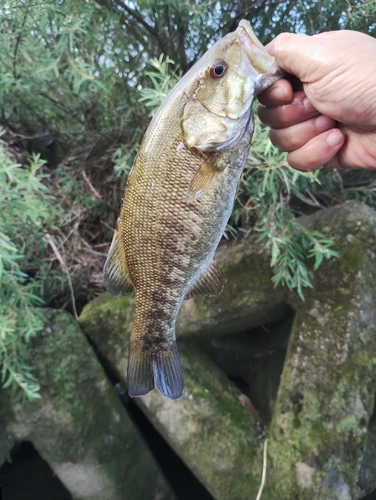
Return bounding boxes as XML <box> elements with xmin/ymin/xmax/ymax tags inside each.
<box><xmin>185</xmin><ymin>259</ymin><xmax>223</xmax><ymax>299</ymax></box>
<box><xmin>103</xmin><ymin>229</ymin><xmax>134</xmax><ymax>296</ymax></box>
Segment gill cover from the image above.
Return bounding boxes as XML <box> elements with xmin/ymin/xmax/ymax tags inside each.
<box><xmin>181</xmin><ymin>20</ymin><xmax>282</xmax><ymax>153</ymax></box>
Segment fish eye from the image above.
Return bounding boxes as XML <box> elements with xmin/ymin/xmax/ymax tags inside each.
<box><xmin>209</xmin><ymin>60</ymin><xmax>228</xmax><ymax>79</ymax></box>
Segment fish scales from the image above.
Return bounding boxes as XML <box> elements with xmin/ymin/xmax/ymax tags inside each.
<box><xmin>103</xmin><ymin>20</ymin><xmax>283</xmax><ymax>399</ymax></box>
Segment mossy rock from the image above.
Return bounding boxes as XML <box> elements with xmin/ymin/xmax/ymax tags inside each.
<box><xmin>79</xmin><ymin>201</ymin><xmax>376</xmax><ymax>500</ymax></box>
<box><xmin>0</xmin><ymin>309</ymin><xmax>175</xmax><ymax>500</ymax></box>
<box><xmin>78</xmin><ymin>226</ymin><xmax>293</xmax><ymax>500</ymax></box>
<box><xmin>357</xmin><ymin>410</ymin><xmax>376</xmax><ymax>498</ymax></box>
<box><xmin>78</xmin><ymin>313</ymin><xmax>269</xmax><ymax>500</ymax></box>
<box><xmin>269</xmin><ymin>202</ymin><xmax>376</xmax><ymax>499</ymax></box>
<box><xmin>119</xmin><ymin>343</ymin><xmax>267</xmax><ymax>500</ymax></box>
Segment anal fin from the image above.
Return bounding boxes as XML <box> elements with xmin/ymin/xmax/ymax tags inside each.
<box><xmin>103</xmin><ymin>229</ymin><xmax>134</xmax><ymax>296</ymax></box>
<box><xmin>185</xmin><ymin>259</ymin><xmax>223</xmax><ymax>299</ymax></box>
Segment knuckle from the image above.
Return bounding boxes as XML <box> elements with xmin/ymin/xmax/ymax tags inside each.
<box><xmin>288</xmin><ymin>137</ymin><xmax>332</xmax><ymax>171</ymax></box>
<box><xmin>269</xmin><ymin>129</ymin><xmax>282</xmax><ymax>148</ymax></box>
<box><xmin>272</xmin><ymin>33</ymin><xmax>296</xmax><ymax>50</ymax></box>
<box><xmin>271</xmin><ymin>126</ymin><xmax>304</xmax><ymax>152</ymax></box>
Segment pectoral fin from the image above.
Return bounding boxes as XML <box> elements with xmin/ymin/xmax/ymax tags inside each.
<box><xmin>187</xmin><ymin>158</ymin><xmax>216</xmax><ymax>201</ymax></box>
<box><xmin>185</xmin><ymin>259</ymin><xmax>223</xmax><ymax>299</ymax></box>
<box><xmin>103</xmin><ymin>229</ymin><xmax>134</xmax><ymax>296</ymax></box>
<box><xmin>188</xmin><ymin>151</ymin><xmax>231</xmax><ymax>201</ymax></box>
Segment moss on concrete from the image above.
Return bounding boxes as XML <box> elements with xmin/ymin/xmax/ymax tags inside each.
<box><xmin>78</xmin><ymin>230</ymin><xmax>294</xmax><ymax>500</ymax></box>
<box><xmin>357</xmin><ymin>409</ymin><xmax>376</xmax><ymax>497</ymax></box>
<box><xmin>181</xmin><ymin>247</ymin><xmax>290</xmax><ymax>339</ymax></box>
<box><xmin>0</xmin><ymin>309</ymin><xmax>175</xmax><ymax>500</ymax></box>
<box><xmin>269</xmin><ymin>202</ymin><xmax>376</xmax><ymax>499</ymax></box>
<box><xmin>82</xmin><ymin>313</ymin><xmax>271</xmax><ymax>499</ymax></box>
<box><xmin>130</xmin><ymin>344</ymin><xmax>267</xmax><ymax>500</ymax></box>
<box><xmin>79</xmin><ymin>201</ymin><xmax>376</xmax><ymax>499</ymax></box>
<box><xmin>79</xmin><ymin>294</ymin><xmax>134</xmax><ymax>366</ymax></box>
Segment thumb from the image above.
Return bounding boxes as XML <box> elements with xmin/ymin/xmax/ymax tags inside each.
<box><xmin>266</xmin><ymin>33</ymin><xmax>330</xmax><ymax>83</ymax></box>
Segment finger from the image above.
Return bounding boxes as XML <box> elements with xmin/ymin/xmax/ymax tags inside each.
<box><xmin>269</xmin><ymin>115</ymin><xmax>336</xmax><ymax>152</ymax></box>
<box><xmin>286</xmin><ymin>129</ymin><xmax>345</xmax><ymax>171</ymax></box>
<box><xmin>324</xmin><ymin>154</ymin><xmax>367</xmax><ymax>170</ymax></box>
<box><xmin>258</xmin><ymin>91</ymin><xmax>318</xmax><ymax>129</ymax></box>
<box><xmin>258</xmin><ymin>78</ymin><xmax>293</xmax><ymax>107</ymax></box>
<box><xmin>323</xmin><ymin>155</ymin><xmax>343</xmax><ymax>169</ymax></box>
<box><xmin>266</xmin><ymin>33</ymin><xmax>323</xmax><ymax>82</ymax></box>
<box><xmin>266</xmin><ymin>31</ymin><xmax>376</xmax><ymax>86</ymax></box>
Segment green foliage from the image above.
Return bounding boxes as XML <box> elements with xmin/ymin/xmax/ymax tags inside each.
<box><xmin>139</xmin><ymin>55</ymin><xmax>180</xmax><ymax>114</ymax></box>
<box><xmin>256</xmin><ymin>212</ymin><xmax>339</xmax><ymax>300</ymax></box>
<box><xmin>236</xmin><ymin>118</ymin><xmax>340</xmax><ymax>299</ymax></box>
<box><xmin>111</xmin><ymin>144</ymin><xmax>136</xmax><ymax>179</ymax></box>
<box><xmin>0</xmin><ymin>140</ymin><xmax>57</xmax><ymax>399</ymax></box>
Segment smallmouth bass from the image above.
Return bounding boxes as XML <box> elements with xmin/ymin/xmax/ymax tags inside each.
<box><xmin>103</xmin><ymin>20</ymin><xmax>283</xmax><ymax>399</ymax></box>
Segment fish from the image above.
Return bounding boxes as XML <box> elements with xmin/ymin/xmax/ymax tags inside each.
<box><xmin>103</xmin><ymin>20</ymin><xmax>283</xmax><ymax>400</ymax></box>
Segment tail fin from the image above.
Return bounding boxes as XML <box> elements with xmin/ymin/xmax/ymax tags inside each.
<box><xmin>153</xmin><ymin>342</ymin><xmax>184</xmax><ymax>400</ymax></box>
<box><xmin>127</xmin><ymin>350</ymin><xmax>154</xmax><ymax>398</ymax></box>
<box><xmin>128</xmin><ymin>341</ymin><xmax>184</xmax><ymax>400</ymax></box>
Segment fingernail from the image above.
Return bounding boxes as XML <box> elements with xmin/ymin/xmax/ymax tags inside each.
<box><xmin>303</xmin><ymin>97</ymin><xmax>316</xmax><ymax>113</ymax></box>
<box><xmin>270</xmin><ymin>86</ymin><xmax>289</xmax><ymax>103</ymax></box>
<box><xmin>326</xmin><ymin>130</ymin><xmax>344</xmax><ymax>147</ymax></box>
<box><xmin>315</xmin><ymin>115</ymin><xmax>330</xmax><ymax>132</ymax></box>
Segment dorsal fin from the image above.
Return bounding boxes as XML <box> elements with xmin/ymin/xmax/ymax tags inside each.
<box><xmin>103</xmin><ymin>229</ymin><xmax>134</xmax><ymax>296</ymax></box>
<box><xmin>185</xmin><ymin>259</ymin><xmax>223</xmax><ymax>299</ymax></box>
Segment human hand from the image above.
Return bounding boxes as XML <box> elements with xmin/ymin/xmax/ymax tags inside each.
<box><xmin>257</xmin><ymin>31</ymin><xmax>376</xmax><ymax>171</ymax></box>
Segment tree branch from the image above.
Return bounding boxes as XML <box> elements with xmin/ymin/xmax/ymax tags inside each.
<box><xmin>221</xmin><ymin>0</ymin><xmax>285</xmax><ymax>34</ymax></box>
<box><xmin>99</xmin><ymin>0</ymin><xmax>170</xmax><ymax>56</ymax></box>
<box><xmin>13</xmin><ymin>0</ymin><xmax>32</xmax><ymax>79</ymax></box>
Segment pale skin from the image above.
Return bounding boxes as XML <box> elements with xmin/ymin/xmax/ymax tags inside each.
<box><xmin>257</xmin><ymin>30</ymin><xmax>376</xmax><ymax>171</ymax></box>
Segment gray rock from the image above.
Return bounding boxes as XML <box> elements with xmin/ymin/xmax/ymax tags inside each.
<box><xmin>269</xmin><ymin>202</ymin><xmax>376</xmax><ymax>499</ymax></box>
<box><xmin>78</xmin><ymin>201</ymin><xmax>376</xmax><ymax>500</ymax></box>
<box><xmin>200</xmin><ymin>315</ymin><xmax>293</xmax><ymax>419</ymax></box>
<box><xmin>137</xmin><ymin>344</ymin><xmax>267</xmax><ymax>500</ymax></box>
<box><xmin>0</xmin><ymin>309</ymin><xmax>175</xmax><ymax>500</ymax></box>
<box><xmin>79</xmin><ymin>237</ymin><xmax>292</xmax><ymax>500</ymax></box>
<box><xmin>79</xmin><ymin>312</ymin><xmax>268</xmax><ymax>500</ymax></box>
<box><xmin>357</xmin><ymin>413</ymin><xmax>376</xmax><ymax>498</ymax></box>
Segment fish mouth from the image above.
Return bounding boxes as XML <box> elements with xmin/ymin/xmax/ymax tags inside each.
<box><xmin>236</xmin><ymin>20</ymin><xmax>284</xmax><ymax>83</ymax></box>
